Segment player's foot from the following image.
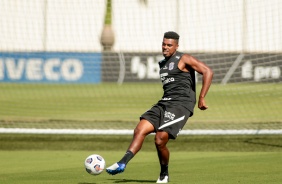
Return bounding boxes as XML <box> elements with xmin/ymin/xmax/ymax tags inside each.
<box><xmin>106</xmin><ymin>162</ymin><xmax>126</xmax><ymax>175</ymax></box>
<box><xmin>156</xmin><ymin>174</ymin><xmax>169</xmax><ymax>183</ymax></box>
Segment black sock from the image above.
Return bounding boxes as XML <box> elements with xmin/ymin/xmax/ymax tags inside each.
<box><xmin>119</xmin><ymin>150</ymin><xmax>134</xmax><ymax>164</ymax></box>
<box><xmin>160</xmin><ymin>164</ymin><xmax>168</xmax><ymax>175</ymax></box>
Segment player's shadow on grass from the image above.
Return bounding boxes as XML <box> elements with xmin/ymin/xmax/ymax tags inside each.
<box><xmin>108</xmin><ymin>179</ymin><xmax>156</xmax><ymax>183</ymax></box>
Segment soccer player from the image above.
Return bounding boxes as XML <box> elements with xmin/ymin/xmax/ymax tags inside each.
<box><xmin>106</xmin><ymin>31</ymin><xmax>213</xmax><ymax>183</ymax></box>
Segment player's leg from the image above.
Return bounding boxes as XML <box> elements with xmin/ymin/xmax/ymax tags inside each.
<box><xmin>106</xmin><ymin>119</ymin><xmax>154</xmax><ymax>175</ymax></box>
<box><xmin>127</xmin><ymin>118</ymin><xmax>155</xmax><ymax>154</ymax></box>
<box><xmin>155</xmin><ymin>105</ymin><xmax>191</xmax><ymax>183</ymax></box>
<box><xmin>155</xmin><ymin>131</ymin><xmax>170</xmax><ymax>183</ymax></box>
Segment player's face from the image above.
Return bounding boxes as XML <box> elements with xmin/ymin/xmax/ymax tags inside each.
<box><xmin>162</xmin><ymin>38</ymin><xmax>178</xmax><ymax>58</ymax></box>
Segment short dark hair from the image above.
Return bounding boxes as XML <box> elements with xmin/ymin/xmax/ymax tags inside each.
<box><xmin>163</xmin><ymin>31</ymin><xmax>180</xmax><ymax>40</ymax></box>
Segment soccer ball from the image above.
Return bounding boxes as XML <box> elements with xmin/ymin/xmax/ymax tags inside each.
<box><xmin>84</xmin><ymin>154</ymin><xmax>106</xmax><ymax>175</ymax></box>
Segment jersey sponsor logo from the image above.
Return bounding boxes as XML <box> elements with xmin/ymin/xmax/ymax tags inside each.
<box><xmin>162</xmin><ymin>77</ymin><xmax>175</xmax><ymax>85</ymax></box>
<box><xmin>160</xmin><ymin>73</ymin><xmax>168</xmax><ymax>77</ymax></box>
<box><xmin>162</xmin><ymin>66</ymin><xmax>168</xmax><ymax>70</ymax></box>
<box><xmin>162</xmin><ymin>97</ymin><xmax>171</xmax><ymax>100</ymax></box>
<box><xmin>176</xmin><ymin>56</ymin><xmax>180</xmax><ymax>59</ymax></box>
<box><xmin>169</xmin><ymin>62</ymin><xmax>174</xmax><ymax>70</ymax></box>
<box><xmin>160</xmin><ymin>73</ymin><xmax>173</xmax><ymax>84</ymax></box>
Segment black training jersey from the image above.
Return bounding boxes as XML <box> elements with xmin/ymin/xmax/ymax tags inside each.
<box><xmin>158</xmin><ymin>51</ymin><xmax>196</xmax><ymax>116</ymax></box>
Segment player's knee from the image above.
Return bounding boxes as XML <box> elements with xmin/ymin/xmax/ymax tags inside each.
<box><xmin>133</xmin><ymin>126</ymin><xmax>142</xmax><ymax>136</ymax></box>
<box><xmin>155</xmin><ymin>132</ymin><xmax>168</xmax><ymax>147</ymax></box>
<box><xmin>155</xmin><ymin>138</ymin><xmax>163</xmax><ymax>148</ymax></box>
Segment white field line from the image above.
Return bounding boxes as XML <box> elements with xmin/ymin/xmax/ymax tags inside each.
<box><xmin>0</xmin><ymin>128</ymin><xmax>282</xmax><ymax>135</ymax></box>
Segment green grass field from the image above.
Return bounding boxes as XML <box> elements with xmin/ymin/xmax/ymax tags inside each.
<box><xmin>1</xmin><ymin>151</ymin><xmax>281</xmax><ymax>184</ymax></box>
<box><xmin>0</xmin><ymin>134</ymin><xmax>282</xmax><ymax>184</ymax></box>
<box><xmin>0</xmin><ymin>83</ymin><xmax>282</xmax><ymax>183</ymax></box>
<box><xmin>0</xmin><ymin>83</ymin><xmax>282</xmax><ymax>130</ymax></box>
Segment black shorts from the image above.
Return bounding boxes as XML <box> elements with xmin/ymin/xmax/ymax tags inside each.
<box><xmin>140</xmin><ymin>103</ymin><xmax>191</xmax><ymax>139</ymax></box>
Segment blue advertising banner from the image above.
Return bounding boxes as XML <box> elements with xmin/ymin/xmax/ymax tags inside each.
<box><xmin>0</xmin><ymin>52</ymin><xmax>101</xmax><ymax>83</ymax></box>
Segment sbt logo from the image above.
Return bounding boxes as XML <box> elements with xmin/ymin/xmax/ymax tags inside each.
<box><xmin>131</xmin><ymin>55</ymin><xmax>163</xmax><ymax>79</ymax></box>
<box><xmin>0</xmin><ymin>58</ymin><xmax>83</xmax><ymax>81</ymax></box>
<box><xmin>242</xmin><ymin>61</ymin><xmax>281</xmax><ymax>81</ymax></box>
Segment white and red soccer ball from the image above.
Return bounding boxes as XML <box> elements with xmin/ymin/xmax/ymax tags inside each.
<box><xmin>84</xmin><ymin>154</ymin><xmax>106</xmax><ymax>175</ymax></box>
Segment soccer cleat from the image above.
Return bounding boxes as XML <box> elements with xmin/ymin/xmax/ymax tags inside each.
<box><xmin>156</xmin><ymin>175</ymin><xmax>169</xmax><ymax>183</ymax></box>
<box><xmin>106</xmin><ymin>162</ymin><xmax>126</xmax><ymax>175</ymax></box>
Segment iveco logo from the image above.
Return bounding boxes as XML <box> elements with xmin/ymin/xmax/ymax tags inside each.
<box><xmin>0</xmin><ymin>58</ymin><xmax>83</xmax><ymax>81</ymax></box>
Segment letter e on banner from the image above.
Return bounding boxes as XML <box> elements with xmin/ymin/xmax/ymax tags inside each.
<box><xmin>26</xmin><ymin>59</ymin><xmax>43</xmax><ymax>80</ymax></box>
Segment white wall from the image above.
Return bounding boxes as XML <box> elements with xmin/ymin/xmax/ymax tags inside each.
<box><xmin>0</xmin><ymin>0</ymin><xmax>45</xmax><ymax>51</ymax></box>
<box><xmin>112</xmin><ymin>0</ymin><xmax>178</xmax><ymax>52</ymax></box>
<box><xmin>46</xmin><ymin>0</ymin><xmax>105</xmax><ymax>51</ymax></box>
<box><xmin>179</xmin><ymin>0</ymin><xmax>244</xmax><ymax>52</ymax></box>
<box><xmin>245</xmin><ymin>0</ymin><xmax>282</xmax><ymax>52</ymax></box>
<box><xmin>0</xmin><ymin>0</ymin><xmax>105</xmax><ymax>51</ymax></box>
<box><xmin>0</xmin><ymin>0</ymin><xmax>281</xmax><ymax>52</ymax></box>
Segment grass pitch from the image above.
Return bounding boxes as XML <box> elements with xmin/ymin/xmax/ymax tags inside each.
<box><xmin>0</xmin><ymin>151</ymin><xmax>281</xmax><ymax>184</ymax></box>
<box><xmin>0</xmin><ymin>134</ymin><xmax>282</xmax><ymax>184</ymax></box>
<box><xmin>0</xmin><ymin>83</ymin><xmax>282</xmax><ymax>129</ymax></box>
<box><xmin>0</xmin><ymin>83</ymin><xmax>282</xmax><ymax>183</ymax></box>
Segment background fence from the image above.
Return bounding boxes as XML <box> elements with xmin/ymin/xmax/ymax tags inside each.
<box><xmin>0</xmin><ymin>0</ymin><xmax>281</xmax><ymax>134</ymax></box>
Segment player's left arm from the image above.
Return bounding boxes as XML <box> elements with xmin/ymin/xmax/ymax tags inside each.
<box><xmin>180</xmin><ymin>54</ymin><xmax>214</xmax><ymax>110</ymax></box>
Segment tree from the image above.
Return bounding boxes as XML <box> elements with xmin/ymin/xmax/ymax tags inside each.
<box><xmin>100</xmin><ymin>0</ymin><xmax>148</xmax><ymax>51</ymax></box>
<box><xmin>100</xmin><ymin>0</ymin><xmax>114</xmax><ymax>51</ymax></box>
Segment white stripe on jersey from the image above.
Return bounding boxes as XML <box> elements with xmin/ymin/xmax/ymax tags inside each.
<box><xmin>158</xmin><ymin>115</ymin><xmax>185</xmax><ymax>130</ymax></box>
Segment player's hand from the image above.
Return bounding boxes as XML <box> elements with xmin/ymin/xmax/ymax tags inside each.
<box><xmin>198</xmin><ymin>97</ymin><xmax>208</xmax><ymax>110</ymax></box>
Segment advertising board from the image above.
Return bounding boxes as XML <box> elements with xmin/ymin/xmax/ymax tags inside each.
<box><xmin>102</xmin><ymin>52</ymin><xmax>282</xmax><ymax>83</ymax></box>
<box><xmin>0</xmin><ymin>52</ymin><xmax>101</xmax><ymax>83</ymax></box>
